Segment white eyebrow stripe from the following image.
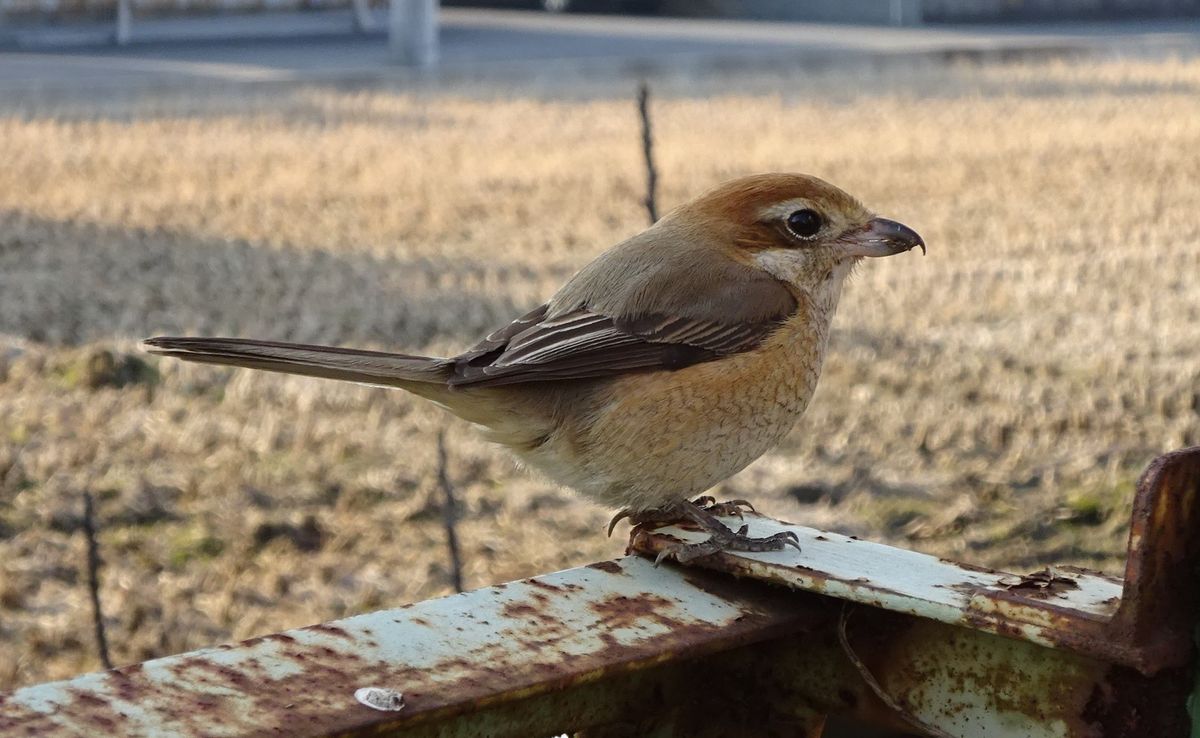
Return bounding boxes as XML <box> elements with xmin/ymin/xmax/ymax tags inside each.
<box><xmin>757</xmin><ymin>198</ymin><xmax>815</xmax><ymax>221</ymax></box>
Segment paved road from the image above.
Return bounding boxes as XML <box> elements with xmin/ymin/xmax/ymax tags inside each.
<box><xmin>1</xmin><ymin>9</ymin><xmax>1199</xmax><ymax>98</ymax></box>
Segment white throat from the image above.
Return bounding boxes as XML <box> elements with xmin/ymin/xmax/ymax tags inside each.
<box><xmin>754</xmin><ymin>251</ymin><xmax>855</xmax><ymax>317</ymax></box>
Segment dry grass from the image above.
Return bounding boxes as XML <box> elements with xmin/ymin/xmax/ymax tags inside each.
<box><xmin>2</xmin><ymin>54</ymin><xmax>1199</xmax><ymax>690</ymax></box>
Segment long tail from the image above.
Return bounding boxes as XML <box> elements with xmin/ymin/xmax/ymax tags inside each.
<box><xmin>142</xmin><ymin>336</ymin><xmax>451</xmax><ymax>389</ymax></box>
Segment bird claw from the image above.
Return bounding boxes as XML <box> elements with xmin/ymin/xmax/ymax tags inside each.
<box><xmin>616</xmin><ymin>498</ymin><xmax>799</xmax><ymax>565</ymax></box>
<box><xmin>654</xmin><ymin>528</ymin><xmax>801</xmax><ymax>565</ymax></box>
<box><xmin>655</xmin><ymin>538</ymin><xmax>721</xmax><ymax>565</ymax></box>
<box><xmin>606</xmin><ymin>509</ymin><xmax>632</xmax><ymax>537</ymax></box>
<box><xmin>607</xmin><ymin>501</ymin><xmax>691</xmax><ymax>537</ymax></box>
<box><xmin>691</xmin><ymin>496</ymin><xmax>756</xmax><ymax>519</ymax></box>
<box><xmin>653</xmin><ymin>507</ymin><xmax>801</xmax><ymax>566</ymax></box>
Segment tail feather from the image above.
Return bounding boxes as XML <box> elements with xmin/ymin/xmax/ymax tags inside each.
<box><xmin>142</xmin><ymin>336</ymin><xmax>450</xmax><ymax>388</ymax></box>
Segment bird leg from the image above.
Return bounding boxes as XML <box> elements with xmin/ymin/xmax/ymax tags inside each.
<box><xmin>609</xmin><ymin>496</ymin><xmax>758</xmax><ymax>537</ymax></box>
<box><xmin>690</xmin><ymin>495</ymin><xmax>756</xmax><ymax>519</ymax></box>
<box><xmin>654</xmin><ymin>503</ymin><xmax>800</xmax><ymax>565</ymax></box>
<box><xmin>607</xmin><ymin>501</ymin><xmax>693</xmax><ymax>537</ymax></box>
<box><xmin>609</xmin><ymin>499</ymin><xmax>799</xmax><ymax>565</ymax></box>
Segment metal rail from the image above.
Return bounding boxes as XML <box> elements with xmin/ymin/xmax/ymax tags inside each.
<box><xmin>29</xmin><ymin>0</ymin><xmax>431</xmax><ymax>58</ymax></box>
<box><xmin>1</xmin><ymin>446</ymin><xmax>1198</xmax><ymax>737</ymax></box>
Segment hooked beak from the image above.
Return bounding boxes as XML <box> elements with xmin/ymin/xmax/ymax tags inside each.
<box><xmin>839</xmin><ymin>218</ymin><xmax>926</xmax><ymax>258</ymax></box>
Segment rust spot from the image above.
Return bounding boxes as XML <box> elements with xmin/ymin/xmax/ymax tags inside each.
<box><xmin>86</xmin><ymin>713</ymin><xmax>117</xmax><ymax>731</ymax></box>
<box><xmin>1082</xmin><ymin>664</ymin><xmax>1191</xmax><ymax>737</ymax></box>
<box><xmin>66</xmin><ymin>690</ymin><xmax>107</xmax><ymax>708</ymax></box>
<box><xmin>583</xmin><ymin>588</ymin><xmax>715</xmax><ymax>643</ymax></box>
<box><xmin>814</xmin><ymin>535</ymin><xmax>828</xmax><ymax>541</ymax></box>
<box><xmin>999</xmin><ymin>568</ymin><xmax>1081</xmax><ymax>596</ymax></box>
<box><xmin>527</xmin><ymin>579</ymin><xmax>563</xmax><ymax>593</ymax></box>
<box><xmin>169</xmin><ymin>658</ymin><xmax>254</xmax><ymax>690</ymax></box>
<box><xmin>586</xmin><ymin>561</ymin><xmax>624</xmax><ymax>574</ymax></box>
<box><xmin>242</xmin><ymin>631</ymin><xmax>299</xmax><ymax>649</ymax></box>
<box><xmin>528</xmin><ymin>591</ymin><xmax>550</xmax><ymax>606</ymax></box>
<box><xmin>105</xmin><ymin>671</ymin><xmax>140</xmax><ymax>702</ymax></box>
<box><xmin>589</xmin><ymin>592</ymin><xmax>683</xmax><ymax>632</ymax></box>
<box><xmin>500</xmin><ymin>601</ymin><xmax>540</xmax><ymax>619</ymax></box>
<box><xmin>304</xmin><ymin>623</ymin><xmax>355</xmax><ymax>640</ymax></box>
<box><xmin>60</xmin><ymin>689</ymin><xmax>124</xmax><ymax>733</ymax></box>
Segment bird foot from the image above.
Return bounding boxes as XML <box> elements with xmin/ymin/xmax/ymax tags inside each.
<box><xmin>655</xmin><ymin>523</ymin><xmax>801</xmax><ymax>565</ymax></box>
<box><xmin>610</xmin><ymin>499</ymin><xmax>800</xmax><ymax>565</ymax></box>
<box><xmin>653</xmin><ymin>504</ymin><xmax>800</xmax><ymax>565</ymax></box>
<box><xmin>608</xmin><ymin>496</ymin><xmax>760</xmax><ymax>537</ymax></box>
<box><xmin>606</xmin><ymin>501</ymin><xmax>691</xmax><ymax>537</ymax></box>
<box><xmin>690</xmin><ymin>495</ymin><xmax>756</xmax><ymax>519</ymax></box>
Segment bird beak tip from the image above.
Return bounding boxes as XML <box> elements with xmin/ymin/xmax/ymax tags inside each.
<box><xmin>842</xmin><ymin>218</ymin><xmax>926</xmax><ymax>259</ymax></box>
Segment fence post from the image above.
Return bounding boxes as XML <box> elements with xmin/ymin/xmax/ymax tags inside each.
<box><xmin>351</xmin><ymin>0</ymin><xmax>375</xmax><ymax>33</ymax></box>
<box><xmin>389</xmin><ymin>0</ymin><xmax>438</xmax><ymax>67</ymax></box>
<box><xmin>890</xmin><ymin>0</ymin><xmax>923</xmax><ymax>25</ymax></box>
<box><xmin>114</xmin><ymin>0</ymin><xmax>132</xmax><ymax>44</ymax></box>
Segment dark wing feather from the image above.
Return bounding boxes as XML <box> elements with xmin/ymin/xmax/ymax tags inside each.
<box><xmin>448</xmin><ymin>228</ymin><xmax>800</xmax><ymax>388</ymax></box>
<box><xmin>454</xmin><ymin>304</ymin><xmax>550</xmax><ymax>364</ymax></box>
<box><xmin>448</xmin><ymin>307</ymin><xmax>790</xmax><ymax>388</ymax></box>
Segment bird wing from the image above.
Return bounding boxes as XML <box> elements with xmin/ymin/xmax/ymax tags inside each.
<box><xmin>449</xmin><ymin>283</ymin><xmax>797</xmax><ymax>388</ymax></box>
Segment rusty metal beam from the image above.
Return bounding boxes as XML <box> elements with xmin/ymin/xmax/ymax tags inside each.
<box><xmin>628</xmin><ymin>446</ymin><xmax>1200</xmax><ymax>737</ymax></box>
<box><xmin>632</xmin><ymin>446</ymin><xmax>1200</xmax><ymax>678</ymax></box>
<box><xmin>1</xmin><ymin>447</ymin><xmax>1197</xmax><ymax>737</ymax></box>
<box><xmin>0</xmin><ymin>557</ymin><xmax>826</xmax><ymax>737</ymax></box>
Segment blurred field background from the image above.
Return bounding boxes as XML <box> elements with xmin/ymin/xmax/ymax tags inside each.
<box><xmin>1</xmin><ymin>52</ymin><xmax>1199</xmax><ymax>690</ymax></box>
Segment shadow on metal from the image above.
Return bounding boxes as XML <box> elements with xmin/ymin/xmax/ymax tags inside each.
<box><xmin>0</xmin><ymin>446</ymin><xmax>1197</xmax><ymax>737</ymax></box>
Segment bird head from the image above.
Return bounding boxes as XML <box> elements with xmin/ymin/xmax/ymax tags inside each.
<box><xmin>668</xmin><ymin>173</ymin><xmax>925</xmax><ymax>307</ymax></box>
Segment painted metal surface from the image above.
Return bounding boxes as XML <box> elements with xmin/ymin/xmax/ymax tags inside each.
<box><xmin>1</xmin><ymin>447</ymin><xmax>1197</xmax><ymax>737</ymax></box>
<box><xmin>633</xmin><ymin>514</ymin><xmax>1124</xmax><ymax>663</ymax></box>
<box><xmin>0</xmin><ymin>557</ymin><xmax>818</xmax><ymax>737</ymax></box>
<box><xmin>632</xmin><ymin>446</ymin><xmax>1200</xmax><ymax>677</ymax></box>
<box><xmin>821</xmin><ymin>609</ymin><xmax>1193</xmax><ymax>738</ymax></box>
<box><xmin>638</xmin><ymin>512</ymin><xmax>1118</xmax><ymax>646</ymax></box>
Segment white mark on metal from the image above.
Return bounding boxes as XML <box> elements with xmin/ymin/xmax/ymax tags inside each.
<box><xmin>355</xmin><ymin>687</ymin><xmax>405</xmax><ymax>712</ymax></box>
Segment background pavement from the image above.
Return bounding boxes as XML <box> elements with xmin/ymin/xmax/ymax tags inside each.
<box><xmin>2</xmin><ymin>10</ymin><xmax>1199</xmax><ymax>99</ymax></box>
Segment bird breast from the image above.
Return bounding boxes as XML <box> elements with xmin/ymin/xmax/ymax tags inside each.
<box><xmin>520</xmin><ymin>304</ymin><xmax>835</xmax><ymax>512</ymax></box>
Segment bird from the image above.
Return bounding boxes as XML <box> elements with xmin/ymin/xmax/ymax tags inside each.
<box><xmin>144</xmin><ymin>173</ymin><xmax>924</xmax><ymax>564</ymax></box>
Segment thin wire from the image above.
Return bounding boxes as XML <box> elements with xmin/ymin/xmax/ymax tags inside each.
<box><xmin>837</xmin><ymin>606</ymin><xmax>954</xmax><ymax>738</ymax></box>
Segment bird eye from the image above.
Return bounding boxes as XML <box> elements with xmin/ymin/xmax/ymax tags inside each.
<box><xmin>785</xmin><ymin>209</ymin><xmax>823</xmax><ymax>239</ymax></box>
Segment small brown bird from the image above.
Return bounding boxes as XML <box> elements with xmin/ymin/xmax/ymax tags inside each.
<box><xmin>144</xmin><ymin>173</ymin><xmax>923</xmax><ymax>563</ymax></box>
